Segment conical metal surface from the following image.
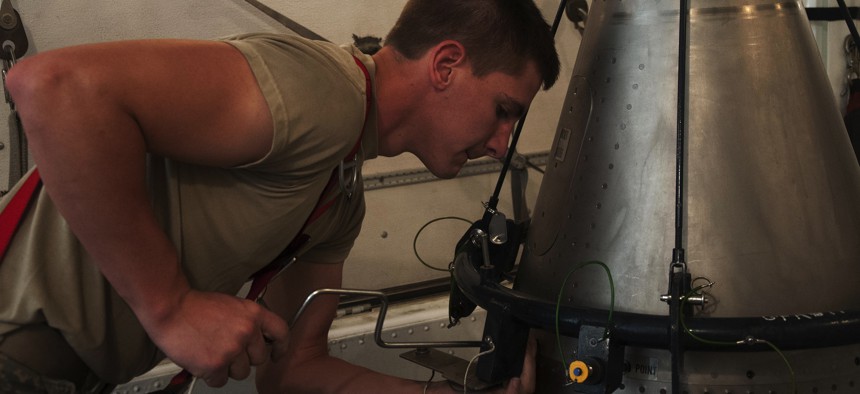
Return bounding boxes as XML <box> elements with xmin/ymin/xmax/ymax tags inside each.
<box><xmin>518</xmin><ymin>0</ymin><xmax>860</xmax><ymax>317</ymax></box>
<box><xmin>514</xmin><ymin>0</ymin><xmax>860</xmax><ymax>391</ymax></box>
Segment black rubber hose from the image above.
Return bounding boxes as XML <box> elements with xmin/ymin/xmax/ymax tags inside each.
<box><xmin>453</xmin><ymin>252</ymin><xmax>860</xmax><ymax>351</ymax></box>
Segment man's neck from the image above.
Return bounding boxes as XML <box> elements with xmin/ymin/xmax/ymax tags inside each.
<box><xmin>371</xmin><ymin>46</ymin><xmax>427</xmax><ymax>158</ymax></box>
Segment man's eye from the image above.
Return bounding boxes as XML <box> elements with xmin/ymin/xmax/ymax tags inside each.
<box><xmin>496</xmin><ymin>106</ymin><xmax>509</xmax><ymax>119</ymax></box>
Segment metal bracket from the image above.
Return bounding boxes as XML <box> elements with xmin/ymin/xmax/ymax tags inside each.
<box><xmin>567</xmin><ymin>325</ymin><xmax>624</xmax><ymax>394</ymax></box>
<box><xmin>565</xmin><ymin>0</ymin><xmax>588</xmax><ymax>35</ymax></box>
<box><xmin>292</xmin><ymin>288</ymin><xmax>484</xmax><ymax>349</ymax></box>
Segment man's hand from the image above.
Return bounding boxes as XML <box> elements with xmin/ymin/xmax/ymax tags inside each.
<box><xmin>140</xmin><ymin>290</ymin><xmax>289</xmax><ymax>387</ymax></box>
<box><xmin>497</xmin><ymin>335</ymin><xmax>537</xmax><ymax>394</ymax></box>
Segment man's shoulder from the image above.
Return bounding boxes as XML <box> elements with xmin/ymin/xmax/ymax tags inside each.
<box><xmin>223</xmin><ymin>33</ymin><xmax>356</xmax><ymax>76</ymax></box>
<box><xmin>222</xmin><ymin>33</ymin><xmax>367</xmax><ymax>174</ymax></box>
<box><xmin>223</xmin><ymin>32</ymin><xmax>366</xmax><ymax>110</ymax></box>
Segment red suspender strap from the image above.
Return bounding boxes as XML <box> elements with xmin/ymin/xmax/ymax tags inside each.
<box><xmin>245</xmin><ymin>55</ymin><xmax>371</xmax><ymax>300</ymax></box>
<box><xmin>301</xmin><ymin>56</ymin><xmax>370</xmax><ymax>225</ymax></box>
<box><xmin>165</xmin><ymin>56</ymin><xmax>372</xmax><ymax>392</ymax></box>
<box><xmin>0</xmin><ymin>169</ymin><xmax>42</xmax><ymax>261</ymax></box>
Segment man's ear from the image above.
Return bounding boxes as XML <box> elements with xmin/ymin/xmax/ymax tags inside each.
<box><xmin>429</xmin><ymin>40</ymin><xmax>466</xmax><ymax>90</ymax></box>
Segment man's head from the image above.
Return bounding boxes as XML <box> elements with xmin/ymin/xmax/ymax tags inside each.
<box><xmin>384</xmin><ymin>0</ymin><xmax>560</xmax><ymax>91</ymax></box>
<box><xmin>373</xmin><ymin>0</ymin><xmax>561</xmax><ymax>178</ymax></box>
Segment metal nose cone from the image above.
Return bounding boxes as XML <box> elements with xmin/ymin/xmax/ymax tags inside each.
<box><xmin>511</xmin><ymin>0</ymin><xmax>860</xmax><ymax>392</ymax></box>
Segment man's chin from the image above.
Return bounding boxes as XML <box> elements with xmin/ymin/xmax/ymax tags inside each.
<box><xmin>416</xmin><ymin>155</ymin><xmax>464</xmax><ymax>179</ymax></box>
<box><xmin>427</xmin><ymin>164</ymin><xmax>462</xmax><ymax>179</ymax></box>
<box><xmin>430</xmin><ymin>168</ymin><xmax>459</xmax><ymax>179</ymax></box>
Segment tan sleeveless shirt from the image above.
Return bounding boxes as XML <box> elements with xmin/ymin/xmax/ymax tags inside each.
<box><xmin>0</xmin><ymin>33</ymin><xmax>378</xmax><ymax>382</ymax></box>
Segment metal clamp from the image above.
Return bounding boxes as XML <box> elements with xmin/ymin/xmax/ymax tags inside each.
<box><xmin>659</xmin><ymin>293</ymin><xmax>707</xmax><ymax>306</ymax></box>
<box><xmin>0</xmin><ymin>0</ymin><xmax>27</xmax><ymax>62</ymax></box>
<box><xmin>470</xmin><ymin>229</ymin><xmax>493</xmax><ymax>269</ymax></box>
<box><xmin>338</xmin><ymin>155</ymin><xmax>360</xmax><ymax>200</ymax></box>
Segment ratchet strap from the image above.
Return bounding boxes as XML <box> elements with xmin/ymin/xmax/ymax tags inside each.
<box><xmin>163</xmin><ymin>55</ymin><xmax>372</xmax><ymax>392</ymax></box>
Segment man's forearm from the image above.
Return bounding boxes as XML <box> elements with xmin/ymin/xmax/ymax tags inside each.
<box><xmin>257</xmin><ymin>353</ymin><xmax>462</xmax><ymax>394</ymax></box>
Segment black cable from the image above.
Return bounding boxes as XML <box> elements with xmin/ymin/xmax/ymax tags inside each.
<box><xmin>672</xmin><ymin>0</ymin><xmax>689</xmax><ymax>268</ymax></box>
<box><xmin>487</xmin><ymin>0</ymin><xmax>569</xmax><ymax>211</ymax></box>
<box><xmin>670</xmin><ymin>1</ymin><xmax>691</xmax><ymax>393</ymax></box>
<box><xmin>837</xmin><ymin>0</ymin><xmax>860</xmax><ymax>52</ymax></box>
<box><xmin>413</xmin><ymin>216</ymin><xmax>473</xmax><ymax>272</ymax></box>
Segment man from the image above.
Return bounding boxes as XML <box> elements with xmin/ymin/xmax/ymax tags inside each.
<box><xmin>0</xmin><ymin>0</ymin><xmax>559</xmax><ymax>392</ymax></box>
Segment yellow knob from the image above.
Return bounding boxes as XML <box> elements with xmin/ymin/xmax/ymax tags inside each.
<box><xmin>568</xmin><ymin>360</ymin><xmax>589</xmax><ymax>383</ymax></box>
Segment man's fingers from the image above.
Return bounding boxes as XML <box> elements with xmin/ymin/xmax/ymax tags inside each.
<box><xmin>501</xmin><ymin>335</ymin><xmax>539</xmax><ymax>394</ymax></box>
<box><xmin>246</xmin><ymin>326</ymin><xmax>270</xmax><ymax>366</ymax></box>
<box><xmin>269</xmin><ymin>335</ymin><xmax>291</xmax><ymax>363</ymax></box>
<box><xmin>519</xmin><ymin>336</ymin><xmax>537</xmax><ymax>393</ymax></box>
<box><xmin>505</xmin><ymin>377</ymin><xmax>523</xmax><ymax>393</ymax></box>
<box><xmin>522</xmin><ymin>336</ymin><xmax>537</xmax><ymax>374</ymax></box>
<box><xmin>228</xmin><ymin>353</ymin><xmax>252</xmax><ymax>381</ymax></box>
<box><xmin>258</xmin><ymin>307</ymin><xmax>289</xmax><ymax>346</ymax></box>
<box><xmin>202</xmin><ymin>368</ymin><xmax>229</xmax><ymax>388</ymax></box>
<box><xmin>259</xmin><ymin>307</ymin><xmax>289</xmax><ymax>340</ymax></box>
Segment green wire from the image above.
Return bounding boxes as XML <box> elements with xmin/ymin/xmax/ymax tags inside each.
<box><xmin>412</xmin><ymin>216</ymin><xmax>473</xmax><ymax>272</ymax></box>
<box><xmin>680</xmin><ymin>284</ymin><xmax>797</xmax><ymax>393</ymax></box>
<box><xmin>679</xmin><ymin>283</ymin><xmax>735</xmax><ymax>347</ymax></box>
<box><xmin>554</xmin><ymin>260</ymin><xmax>615</xmax><ymax>371</ymax></box>
<box><xmin>761</xmin><ymin>339</ymin><xmax>797</xmax><ymax>394</ymax></box>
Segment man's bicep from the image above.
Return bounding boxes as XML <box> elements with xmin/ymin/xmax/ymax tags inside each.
<box><xmin>122</xmin><ymin>40</ymin><xmax>274</xmax><ymax>168</ymax></box>
<box><xmin>11</xmin><ymin>39</ymin><xmax>275</xmax><ymax>168</ymax></box>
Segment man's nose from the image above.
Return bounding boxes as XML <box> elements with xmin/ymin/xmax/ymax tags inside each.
<box><xmin>485</xmin><ymin>122</ymin><xmax>514</xmax><ymax>160</ymax></box>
